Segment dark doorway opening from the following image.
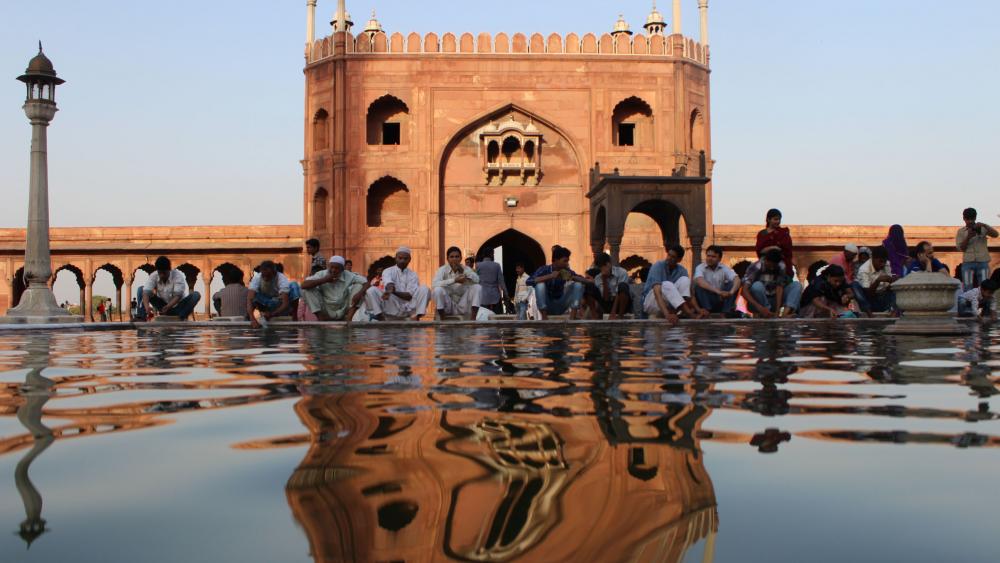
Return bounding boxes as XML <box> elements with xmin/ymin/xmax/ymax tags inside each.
<box><xmin>382</xmin><ymin>122</ymin><xmax>401</xmax><ymax>145</ymax></box>
<box><xmin>617</xmin><ymin>123</ymin><xmax>635</xmax><ymax>147</ymax></box>
<box><xmin>476</xmin><ymin>229</ymin><xmax>546</xmax><ymax>296</ymax></box>
<box><xmin>11</xmin><ymin>267</ymin><xmax>26</xmax><ymax>309</ymax></box>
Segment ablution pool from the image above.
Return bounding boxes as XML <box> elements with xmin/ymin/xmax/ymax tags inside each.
<box><xmin>1</xmin><ymin>321</ymin><xmax>997</xmax><ymax>562</ymax></box>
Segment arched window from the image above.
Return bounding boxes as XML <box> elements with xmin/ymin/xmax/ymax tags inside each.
<box><xmin>367</xmin><ymin>95</ymin><xmax>409</xmax><ymax>145</ymax></box>
<box><xmin>366</xmin><ymin>177</ymin><xmax>410</xmax><ymax>228</ymax></box>
<box><xmin>486</xmin><ymin>140</ymin><xmax>500</xmax><ymax>164</ymax></box>
<box><xmin>612</xmin><ymin>97</ymin><xmax>653</xmax><ymax>148</ymax></box>
<box><xmin>313</xmin><ymin>187</ymin><xmax>328</xmax><ymax>231</ymax></box>
<box><xmin>501</xmin><ymin>137</ymin><xmax>521</xmax><ymax>163</ymax></box>
<box><xmin>313</xmin><ymin>109</ymin><xmax>329</xmax><ymax>151</ymax></box>
<box><xmin>524</xmin><ymin>140</ymin><xmax>536</xmax><ymax>163</ymax></box>
<box><xmin>690</xmin><ymin>109</ymin><xmax>706</xmax><ymax>154</ymax></box>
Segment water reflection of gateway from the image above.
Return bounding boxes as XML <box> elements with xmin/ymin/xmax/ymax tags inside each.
<box><xmin>286</xmin><ymin>392</ymin><xmax>717</xmax><ymax>562</ymax></box>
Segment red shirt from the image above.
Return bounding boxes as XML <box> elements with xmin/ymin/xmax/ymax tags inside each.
<box><xmin>756</xmin><ymin>227</ymin><xmax>795</xmax><ymax>276</ymax></box>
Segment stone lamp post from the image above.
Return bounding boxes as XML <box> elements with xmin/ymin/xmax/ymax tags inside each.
<box><xmin>2</xmin><ymin>44</ymin><xmax>82</xmax><ymax>324</ymax></box>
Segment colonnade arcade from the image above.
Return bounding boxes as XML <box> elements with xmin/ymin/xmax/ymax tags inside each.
<box><xmin>6</xmin><ymin>255</ymin><xmax>297</xmax><ymax>322</ymax></box>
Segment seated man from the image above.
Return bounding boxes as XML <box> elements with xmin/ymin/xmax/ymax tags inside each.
<box><xmin>742</xmin><ymin>249</ymin><xmax>802</xmax><ymax>318</ymax></box>
<box><xmin>247</xmin><ymin>260</ymin><xmax>301</xmax><ymax>328</ymax></box>
<box><xmin>584</xmin><ymin>253</ymin><xmax>631</xmax><ymax>319</ymax></box>
<box><xmin>643</xmin><ymin>244</ymin><xmax>706</xmax><ymax>324</ymax></box>
<box><xmin>906</xmin><ymin>241</ymin><xmax>947</xmax><ymax>275</ymax></box>
<box><xmin>212</xmin><ymin>269</ymin><xmax>249</xmax><ymax>319</ymax></box>
<box><xmin>958</xmin><ymin>279</ymin><xmax>996</xmax><ymax>319</ymax></box>
<box><xmin>301</xmin><ymin>256</ymin><xmax>368</xmax><ymax>321</ymax></box>
<box><xmin>137</xmin><ymin>256</ymin><xmax>201</xmax><ymax>321</ymax></box>
<box><xmin>364</xmin><ymin>247</ymin><xmax>430</xmax><ymax>321</ymax></box>
<box><xmin>800</xmin><ymin>265</ymin><xmax>855</xmax><ymax>318</ymax></box>
<box><xmin>527</xmin><ymin>245</ymin><xmax>587</xmax><ymax>320</ymax></box>
<box><xmin>432</xmin><ymin>246</ymin><xmax>482</xmax><ymax>321</ymax></box>
<box><xmin>694</xmin><ymin>245</ymin><xmax>742</xmax><ymax>317</ymax></box>
<box><xmin>828</xmin><ymin>244</ymin><xmax>858</xmax><ymax>284</ymax></box>
<box><xmin>853</xmin><ymin>246</ymin><xmax>897</xmax><ymax>315</ymax></box>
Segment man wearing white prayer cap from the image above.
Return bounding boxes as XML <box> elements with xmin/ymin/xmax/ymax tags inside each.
<box><xmin>300</xmin><ymin>255</ymin><xmax>368</xmax><ymax>321</ymax></box>
<box><xmin>364</xmin><ymin>247</ymin><xmax>431</xmax><ymax>320</ymax></box>
<box><xmin>828</xmin><ymin>243</ymin><xmax>859</xmax><ymax>284</ymax></box>
<box><xmin>432</xmin><ymin>246</ymin><xmax>482</xmax><ymax>320</ymax></box>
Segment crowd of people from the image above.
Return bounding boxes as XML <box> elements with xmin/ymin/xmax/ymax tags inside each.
<box><xmin>134</xmin><ymin>210</ymin><xmax>999</xmax><ymax>325</ymax></box>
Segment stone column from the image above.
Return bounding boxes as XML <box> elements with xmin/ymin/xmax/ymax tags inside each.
<box><xmin>689</xmin><ymin>236</ymin><xmax>705</xmax><ymax>269</ymax></box>
<box><xmin>115</xmin><ymin>283</ymin><xmax>123</xmax><ymax>322</ymax></box>
<box><xmin>203</xmin><ymin>259</ymin><xmax>213</xmax><ymax>317</ymax></box>
<box><xmin>121</xmin><ymin>281</ymin><xmax>130</xmax><ymax>321</ymax></box>
<box><xmin>335</xmin><ymin>0</ymin><xmax>347</xmax><ymax>32</ymax></box>
<box><xmin>609</xmin><ymin>237</ymin><xmax>623</xmax><ymax>265</ymax></box>
<box><xmin>672</xmin><ymin>0</ymin><xmax>683</xmax><ymax>35</ymax></box>
<box><xmin>3</xmin><ymin>47</ymin><xmax>80</xmax><ymax>323</ymax></box>
<box><xmin>84</xmin><ymin>279</ymin><xmax>93</xmax><ymax>322</ymax></box>
<box><xmin>698</xmin><ymin>0</ymin><xmax>709</xmax><ymax>46</ymax></box>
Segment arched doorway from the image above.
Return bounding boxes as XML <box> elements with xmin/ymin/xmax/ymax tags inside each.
<box><xmin>11</xmin><ymin>267</ymin><xmax>26</xmax><ymax>309</ymax></box>
<box><xmin>476</xmin><ymin>229</ymin><xmax>546</xmax><ymax>295</ymax></box>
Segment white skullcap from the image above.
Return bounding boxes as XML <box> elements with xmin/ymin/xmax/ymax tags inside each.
<box><xmin>844</xmin><ymin>243</ymin><xmax>859</xmax><ymax>253</ymax></box>
<box><xmin>396</xmin><ymin>246</ymin><xmax>412</xmax><ymax>256</ymax></box>
<box><xmin>329</xmin><ymin>255</ymin><xmax>346</xmax><ymax>266</ymax></box>
<box><xmin>859</xmin><ymin>246</ymin><xmax>871</xmax><ymax>255</ymax></box>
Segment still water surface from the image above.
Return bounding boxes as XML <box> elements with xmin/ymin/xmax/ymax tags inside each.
<box><xmin>0</xmin><ymin>323</ymin><xmax>998</xmax><ymax>563</ymax></box>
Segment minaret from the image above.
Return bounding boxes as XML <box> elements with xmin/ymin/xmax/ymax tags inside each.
<box><xmin>306</xmin><ymin>0</ymin><xmax>316</xmax><ymax>45</ymax></box>
<box><xmin>2</xmin><ymin>45</ymin><xmax>81</xmax><ymax>324</ymax></box>
<box><xmin>672</xmin><ymin>0</ymin><xmax>683</xmax><ymax>35</ymax></box>
<box><xmin>699</xmin><ymin>0</ymin><xmax>709</xmax><ymax>46</ymax></box>
<box><xmin>611</xmin><ymin>14</ymin><xmax>633</xmax><ymax>37</ymax></box>
<box><xmin>334</xmin><ymin>0</ymin><xmax>348</xmax><ymax>32</ymax></box>
<box><xmin>644</xmin><ymin>2</ymin><xmax>667</xmax><ymax>35</ymax></box>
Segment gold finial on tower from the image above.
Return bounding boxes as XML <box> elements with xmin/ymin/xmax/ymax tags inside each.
<box><xmin>645</xmin><ymin>2</ymin><xmax>667</xmax><ymax>35</ymax></box>
<box><xmin>612</xmin><ymin>14</ymin><xmax>633</xmax><ymax>37</ymax></box>
<box><xmin>364</xmin><ymin>9</ymin><xmax>382</xmax><ymax>35</ymax></box>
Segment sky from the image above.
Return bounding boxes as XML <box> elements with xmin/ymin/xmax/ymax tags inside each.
<box><xmin>2</xmin><ymin>1</ymin><xmax>999</xmax><ymax>233</ymax></box>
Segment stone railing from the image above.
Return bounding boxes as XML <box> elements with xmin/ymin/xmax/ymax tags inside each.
<box><xmin>307</xmin><ymin>31</ymin><xmax>708</xmax><ymax>66</ymax></box>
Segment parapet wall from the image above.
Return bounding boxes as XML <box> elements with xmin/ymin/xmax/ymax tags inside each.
<box><xmin>307</xmin><ymin>31</ymin><xmax>708</xmax><ymax>66</ymax></box>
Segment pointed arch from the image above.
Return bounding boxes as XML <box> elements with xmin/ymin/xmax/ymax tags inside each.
<box><xmin>367</xmin><ymin>95</ymin><xmax>409</xmax><ymax>145</ymax></box>
<box><xmin>690</xmin><ymin>108</ymin><xmax>706</xmax><ymax>154</ymax></box>
<box><xmin>312</xmin><ymin>108</ymin><xmax>329</xmax><ymax>151</ymax></box>
<box><xmin>367</xmin><ymin>176</ymin><xmax>410</xmax><ymax>229</ymax></box>
<box><xmin>612</xmin><ymin>96</ymin><xmax>654</xmax><ymax>148</ymax></box>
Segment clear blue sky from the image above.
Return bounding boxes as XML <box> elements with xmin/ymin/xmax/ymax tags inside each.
<box><xmin>2</xmin><ymin>0</ymin><xmax>999</xmax><ymax>231</ymax></box>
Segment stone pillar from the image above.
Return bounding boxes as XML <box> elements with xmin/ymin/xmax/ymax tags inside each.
<box><xmin>698</xmin><ymin>0</ymin><xmax>709</xmax><ymax>46</ymax></box>
<box><xmin>203</xmin><ymin>260</ymin><xmax>213</xmax><ymax>317</ymax></box>
<box><xmin>115</xmin><ymin>283</ymin><xmax>123</xmax><ymax>322</ymax></box>
<box><xmin>84</xmin><ymin>279</ymin><xmax>93</xmax><ymax>322</ymax></box>
<box><xmin>609</xmin><ymin>238</ymin><xmax>623</xmax><ymax>265</ymax></box>
<box><xmin>306</xmin><ymin>0</ymin><xmax>317</xmax><ymax>46</ymax></box>
<box><xmin>3</xmin><ymin>47</ymin><xmax>81</xmax><ymax>324</ymax></box>
<box><xmin>121</xmin><ymin>281</ymin><xmax>130</xmax><ymax>321</ymax></box>
<box><xmin>335</xmin><ymin>0</ymin><xmax>347</xmax><ymax>32</ymax></box>
<box><xmin>689</xmin><ymin>236</ymin><xmax>705</xmax><ymax>268</ymax></box>
<box><xmin>672</xmin><ymin>0</ymin><xmax>683</xmax><ymax>35</ymax></box>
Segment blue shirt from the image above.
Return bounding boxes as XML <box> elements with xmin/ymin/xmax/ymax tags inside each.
<box><xmin>527</xmin><ymin>265</ymin><xmax>578</xmax><ymax>300</ymax></box>
<box><xmin>906</xmin><ymin>258</ymin><xmax>946</xmax><ymax>275</ymax></box>
<box><xmin>642</xmin><ymin>261</ymin><xmax>690</xmax><ymax>302</ymax></box>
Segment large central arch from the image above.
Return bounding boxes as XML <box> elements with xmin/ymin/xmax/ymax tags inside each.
<box><xmin>434</xmin><ymin>103</ymin><xmax>587</xmax><ymax>265</ymax></box>
<box><xmin>476</xmin><ymin>229</ymin><xmax>547</xmax><ymax>294</ymax></box>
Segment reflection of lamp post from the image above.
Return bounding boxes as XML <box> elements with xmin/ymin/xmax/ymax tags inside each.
<box><xmin>14</xmin><ymin>334</ymin><xmax>55</xmax><ymax>548</ymax></box>
<box><xmin>2</xmin><ymin>44</ymin><xmax>82</xmax><ymax>324</ymax></box>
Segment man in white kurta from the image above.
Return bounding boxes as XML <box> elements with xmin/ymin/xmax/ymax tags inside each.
<box><xmin>432</xmin><ymin>247</ymin><xmax>482</xmax><ymax>320</ymax></box>
<box><xmin>364</xmin><ymin>247</ymin><xmax>430</xmax><ymax>320</ymax></box>
<box><xmin>301</xmin><ymin>255</ymin><xmax>368</xmax><ymax>321</ymax></box>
